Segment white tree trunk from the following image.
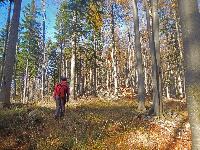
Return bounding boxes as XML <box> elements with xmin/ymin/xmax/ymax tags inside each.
<box><xmin>70</xmin><ymin>11</ymin><xmax>77</xmax><ymax>101</ymax></box>
<box><xmin>23</xmin><ymin>59</ymin><xmax>29</xmax><ymax>104</ymax></box>
<box><xmin>111</xmin><ymin>4</ymin><xmax>118</xmax><ymax>97</ymax></box>
<box><xmin>166</xmin><ymin>85</ymin><xmax>170</xmax><ymax>99</ymax></box>
<box><xmin>177</xmin><ymin>74</ymin><xmax>183</xmax><ymax>98</ymax></box>
<box><xmin>70</xmin><ymin>47</ymin><xmax>76</xmax><ymax>100</ymax></box>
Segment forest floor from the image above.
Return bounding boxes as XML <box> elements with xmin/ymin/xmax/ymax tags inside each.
<box><xmin>0</xmin><ymin>96</ymin><xmax>191</xmax><ymax>150</ymax></box>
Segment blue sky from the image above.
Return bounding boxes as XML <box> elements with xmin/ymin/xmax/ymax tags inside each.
<box><xmin>0</xmin><ymin>0</ymin><xmax>61</xmax><ymax>40</ymax></box>
<box><xmin>1</xmin><ymin>0</ymin><xmax>200</xmax><ymax>41</ymax></box>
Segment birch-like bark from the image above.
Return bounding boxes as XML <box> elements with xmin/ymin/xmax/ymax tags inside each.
<box><xmin>93</xmin><ymin>34</ymin><xmax>97</xmax><ymax>96</ymax></box>
<box><xmin>23</xmin><ymin>59</ymin><xmax>29</xmax><ymax>104</ymax></box>
<box><xmin>70</xmin><ymin>11</ymin><xmax>77</xmax><ymax>101</ymax></box>
<box><xmin>111</xmin><ymin>4</ymin><xmax>118</xmax><ymax>97</ymax></box>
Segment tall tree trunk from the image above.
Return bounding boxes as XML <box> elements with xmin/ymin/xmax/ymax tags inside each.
<box><xmin>175</xmin><ymin>12</ymin><xmax>185</xmax><ymax>98</ymax></box>
<box><xmin>70</xmin><ymin>11</ymin><xmax>77</xmax><ymax>101</ymax></box>
<box><xmin>111</xmin><ymin>4</ymin><xmax>118</xmax><ymax>97</ymax></box>
<box><xmin>126</xmin><ymin>30</ymin><xmax>132</xmax><ymax>87</ymax></box>
<box><xmin>152</xmin><ymin>0</ymin><xmax>162</xmax><ymax>115</ymax></box>
<box><xmin>59</xmin><ymin>22</ymin><xmax>64</xmax><ymax>81</ymax></box>
<box><xmin>144</xmin><ymin>0</ymin><xmax>160</xmax><ymax>115</ymax></box>
<box><xmin>70</xmin><ymin>42</ymin><xmax>76</xmax><ymax>100</ymax></box>
<box><xmin>89</xmin><ymin>67</ymin><xmax>93</xmax><ymax>94</ymax></box>
<box><xmin>178</xmin><ymin>0</ymin><xmax>200</xmax><ymax>148</ymax></box>
<box><xmin>0</xmin><ymin>1</ymin><xmax>12</xmax><ymax>87</ymax></box>
<box><xmin>106</xmin><ymin>63</ymin><xmax>110</xmax><ymax>92</ymax></box>
<box><xmin>60</xmin><ymin>42</ymin><xmax>63</xmax><ymax>80</ymax></box>
<box><xmin>29</xmin><ymin>78</ymin><xmax>34</xmax><ymax>101</ymax></box>
<box><xmin>26</xmin><ymin>73</ymin><xmax>30</xmax><ymax>103</ymax></box>
<box><xmin>13</xmin><ymin>63</ymin><xmax>17</xmax><ymax>99</ymax></box>
<box><xmin>177</xmin><ymin>73</ymin><xmax>183</xmax><ymax>98</ymax></box>
<box><xmin>132</xmin><ymin>0</ymin><xmax>146</xmax><ymax>111</ymax></box>
<box><xmin>76</xmin><ymin>56</ymin><xmax>81</xmax><ymax>96</ymax></box>
<box><xmin>64</xmin><ymin>54</ymin><xmax>67</xmax><ymax>77</ymax></box>
<box><xmin>0</xmin><ymin>0</ymin><xmax>22</xmax><ymax>108</ymax></box>
<box><xmin>93</xmin><ymin>34</ymin><xmax>97</xmax><ymax>96</ymax></box>
<box><xmin>166</xmin><ymin>62</ymin><xmax>171</xmax><ymax>99</ymax></box>
<box><xmin>20</xmin><ymin>78</ymin><xmax>23</xmax><ymax>102</ymax></box>
<box><xmin>41</xmin><ymin>0</ymin><xmax>46</xmax><ymax>101</ymax></box>
<box><xmin>79</xmin><ymin>59</ymin><xmax>84</xmax><ymax>96</ymax></box>
<box><xmin>84</xmin><ymin>73</ymin><xmax>87</xmax><ymax>95</ymax></box>
<box><xmin>143</xmin><ymin>51</ymin><xmax>148</xmax><ymax>93</ymax></box>
<box><xmin>23</xmin><ymin>59</ymin><xmax>29</xmax><ymax>104</ymax></box>
<box><xmin>65</xmin><ymin>59</ymin><xmax>68</xmax><ymax>78</ymax></box>
<box><xmin>12</xmin><ymin>44</ymin><xmax>18</xmax><ymax>100</ymax></box>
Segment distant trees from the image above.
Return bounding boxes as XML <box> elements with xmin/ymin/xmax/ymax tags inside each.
<box><xmin>54</xmin><ymin>0</ymin><xmax>69</xmax><ymax>80</ymax></box>
<box><xmin>0</xmin><ymin>0</ymin><xmax>188</xmax><ymax>115</ymax></box>
<box><xmin>18</xmin><ymin>0</ymin><xmax>42</xmax><ymax>102</ymax></box>
<box><xmin>54</xmin><ymin>0</ymin><xmax>104</xmax><ymax>100</ymax></box>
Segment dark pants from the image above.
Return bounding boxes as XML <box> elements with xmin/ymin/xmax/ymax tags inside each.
<box><xmin>55</xmin><ymin>96</ymin><xmax>66</xmax><ymax>118</ymax></box>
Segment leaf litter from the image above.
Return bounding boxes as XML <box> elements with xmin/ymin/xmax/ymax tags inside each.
<box><xmin>0</xmin><ymin>98</ymin><xmax>191</xmax><ymax>150</ymax></box>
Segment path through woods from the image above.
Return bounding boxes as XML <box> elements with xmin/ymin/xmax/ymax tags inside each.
<box><xmin>0</xmin><ymin>97</ymin><xmax>191</xmax><ymax>149</ymax></box>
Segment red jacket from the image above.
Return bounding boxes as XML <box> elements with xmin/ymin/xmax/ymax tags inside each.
<box><xmin>53</xmin><ymin>81</ymin><xmax>70</xmax><ymax>98</ymax></box>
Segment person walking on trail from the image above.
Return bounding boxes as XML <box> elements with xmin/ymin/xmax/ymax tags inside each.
<box><xmin>53</xmin><ymin>76</ymin><xmax>70</xmax><ymax>119</ymax></box>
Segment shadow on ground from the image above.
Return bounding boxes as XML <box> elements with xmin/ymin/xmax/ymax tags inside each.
<box><xmin>0</xmin><ymin>99</ymin><xmax>191</xmax><ymax>150</ymax></box>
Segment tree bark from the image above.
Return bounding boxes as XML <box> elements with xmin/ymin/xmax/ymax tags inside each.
<box><xmin>0</xmin><ymin>0</ymin><xmax>22</xmax><ymax>108</ymax></box>
<box><xmin>0</xmin><ymin>1</ymin><xmax>12</xmax><ymax>88</ymax></box>
<box><xmin>23</xmin><ymin>58</ymin><xmax>29</xmax><ymax>104</ymax></box>
<box><xmin>111</xmin><ymin>4</ymin><xmax>118</xmax><ymax>97</ymax></box>
<box><xmin>41</xmin><ymin>0</ymin><xmax>46</xmax><ymax>101</ymax></box>
<box><xmin>152</xmin><ymin>0</ymin><xmax>162</xmax><ymax>115</ymax></box>
<box><xmin>144</xmin><ymin>0</ymin><xmax>160</xmax><ymax>115</ymax></box>
<box><xmin>126</xmin><ymin>30</ymin><xmax>132</xmax><ymax>87</ymax></box>
<box><xmin>93</xmin><ymin>34</ymin><xmax>97</xmax><ymax>96</ymax></box>
<box><xmin>132</xmin><ymin>0</ymin><xmax>146</xmax><ymax>111</ymax></box>
<box><xmin>70</xmin><ymin>10</ymin><xmax>77</xmax><ymax>101</ymax></box>
<box><xmin>178</xmin><ymin>0</ymin><xmax>200</xmax><ymax>148</ymax></box>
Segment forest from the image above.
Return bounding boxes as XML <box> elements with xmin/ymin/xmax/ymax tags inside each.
<box><xmin>0</xmin><ymin>0</ymin><xmax>200</xmax><ymax>149</ymax></box>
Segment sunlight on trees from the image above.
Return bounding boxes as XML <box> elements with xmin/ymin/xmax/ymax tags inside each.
<box><xmin>0</xmin><ymin>0</ymin><xmax>200</xmax><ymax>149</ymax></box>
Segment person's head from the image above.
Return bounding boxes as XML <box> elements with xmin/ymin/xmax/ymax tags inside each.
<box><xmin>61</xmin><ymin>76</ymin><xmax>67</xmax><ymax>81</ymax></box>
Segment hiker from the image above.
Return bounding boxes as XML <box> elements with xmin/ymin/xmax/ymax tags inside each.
<box><xmin>53</xmin><ymin>76</ymin><xmax>70</xmax><ymax>119</ymax></box>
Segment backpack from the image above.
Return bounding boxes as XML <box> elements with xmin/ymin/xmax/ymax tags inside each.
<box><xmin>54</xmin><ymin>83</ymin><xmax>67</xmax><ymax>98</ymax></box>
